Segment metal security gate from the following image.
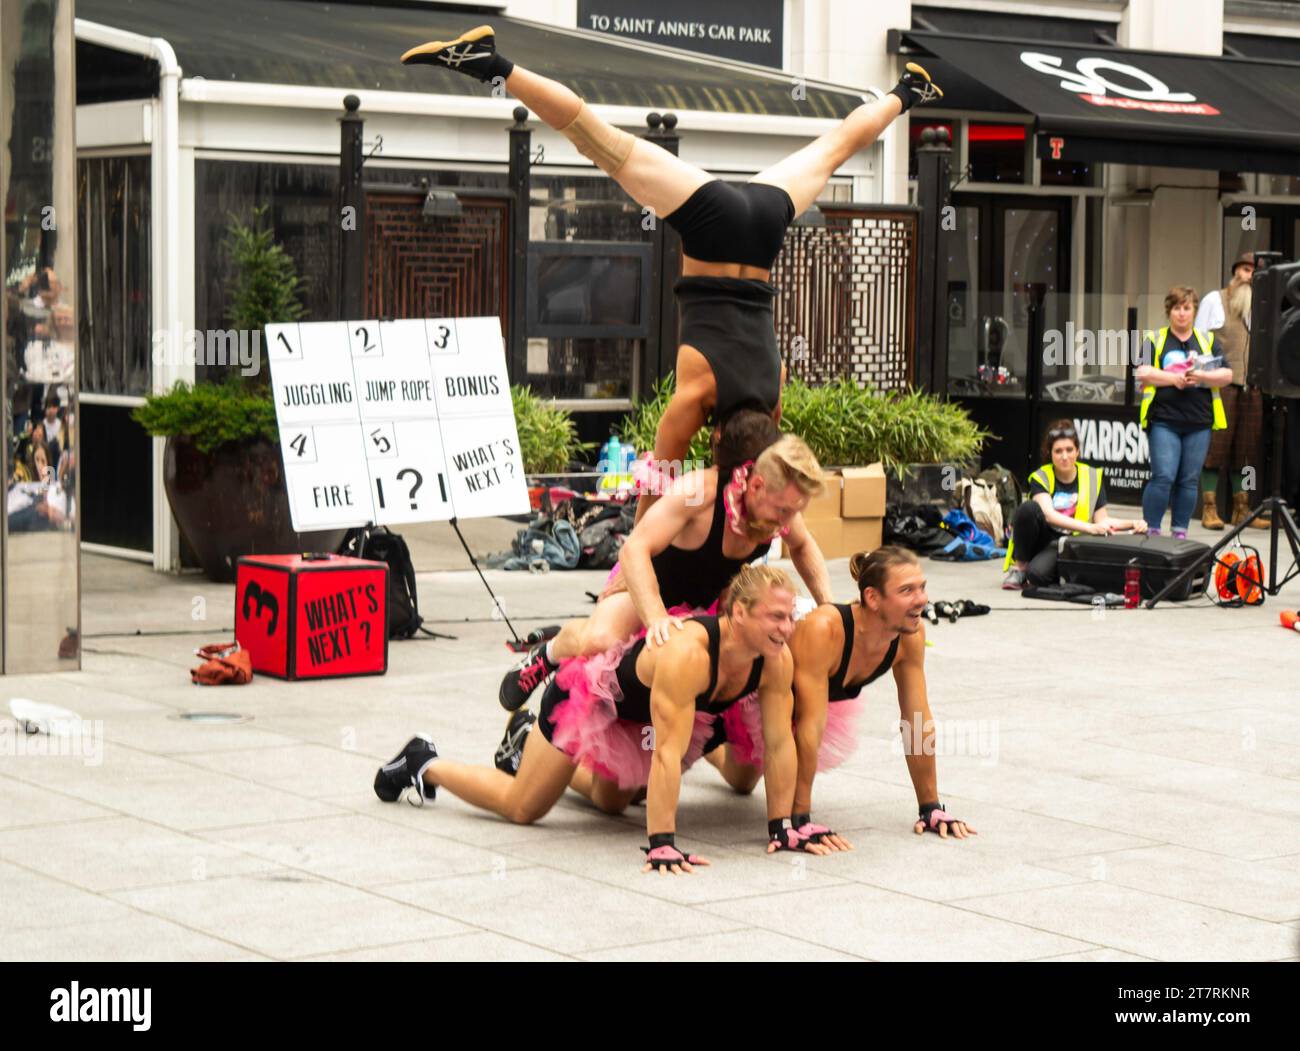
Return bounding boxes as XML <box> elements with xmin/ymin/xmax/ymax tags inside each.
<box><xmin>364</xmin><ymin>190</ymin><xmax>511</xmax><ymax>334</ymax></box>
<box><xmin>770</xmin><ymin>204</ymin><xmax>919</xmax><ymax>392</ymax></box>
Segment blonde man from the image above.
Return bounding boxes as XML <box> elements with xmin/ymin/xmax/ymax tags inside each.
<box><xmin>375</xmin><ymin>566</ymin><xmax>832</xmax><ymax>872</ymax></box>
<box><xmin>498</xmin><ymin>429</ymin><xmax>833</xmax><ymax>711</ymax></box>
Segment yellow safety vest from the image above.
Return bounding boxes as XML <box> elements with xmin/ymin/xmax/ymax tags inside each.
<box><xmin>1003</xmin><ymin>462</ymin><xmax>1103</xmax><ymax>571</ymax></box>
<box><xmin>1138</xmin><ymin>327</ymin><xmax>1227</xmax><ymax>431</ymax></box>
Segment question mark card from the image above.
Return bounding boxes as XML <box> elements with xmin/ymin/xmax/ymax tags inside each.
<box><xmin>367</xmin><ymin>420</ymin><xmax>453</xmax><ymax>525</ymax></box>
<box><xmin>441</xmin><ymin>414</ymin><xmax>527</xmax><ymax>519</ymax></box>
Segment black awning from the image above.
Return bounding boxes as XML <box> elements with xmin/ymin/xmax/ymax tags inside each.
<box><xmin>77</xmin><ymin>0</ymin><xmax>863</xmax><ymax>119</ymax></box>
<box><xmin>896</xmin><ymin>29</ymin><xmax>1300</xmax><ymax>175</ymax></box>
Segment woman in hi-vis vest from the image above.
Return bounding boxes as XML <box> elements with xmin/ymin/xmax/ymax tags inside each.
<box><xmin>1136</xmin><ymin>286</ymin><xmax>1233</xmax><ymax>539</ymax></box>
<box><xmin>1001</xmin><ymin>420</ymin><xmax>1146</xmax><ymax>590</ymax></box>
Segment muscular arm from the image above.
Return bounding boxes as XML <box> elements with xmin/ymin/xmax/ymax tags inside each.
<box><xmin>619</xmin><ymin>472</ymin><xmax>715</xmax><ymax>628</ymax></box>
<box><xmin>789</xmin><ymin>610</ymin><xmax>838</xmax><ymax>816</ymax></box>
<box><xmin>893</xmin><ymin>626</ymin><xmax>938</xmax><ymax>807</ymax></box>
<box><xmin>756</xmin><ymin>647</ymin><xmax>798</xmax><ymax>823</ymax></box>
<box><xmin>784</xmin><ymin>513</ymin><xmax>833</xmax><ymax>606</ymax></box>
<box><xmin>646</xmin><ymin>637</ymin><xmax>711</xmax><ymax>837</ymax></box>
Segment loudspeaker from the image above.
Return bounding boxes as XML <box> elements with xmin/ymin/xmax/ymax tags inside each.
<box><xmin>1248</xmin><ymin>260</ymin><xmax>1300</xmax><ymax>398</ymax></box>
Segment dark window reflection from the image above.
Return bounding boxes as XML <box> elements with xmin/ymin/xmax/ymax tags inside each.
<box><xmin>77</xmin><ymin>155</ymin><xmax>151</xmax><ymax>395</ymax></box>
<box><xmin>969</xmin><ymin>123</ymin><xmax>1026</xmax><ymax>184</ymax></box>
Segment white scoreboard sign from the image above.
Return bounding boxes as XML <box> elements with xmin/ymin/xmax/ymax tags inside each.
<box><xmin>266</xmin><ymin>317</ymin><xmax>529</xmax><ymax>531</ymax></box>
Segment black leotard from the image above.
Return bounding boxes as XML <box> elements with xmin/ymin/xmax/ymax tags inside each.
<box><xmin>827</xmin><ymin>604</ymin><xmax>900</xmax><ymax>702</ymax></box>
<box><xmin>538</xmin><ymin>615</ymin><xmax>763</xmax><ymax>744</ymax></box>
<box><xmin>663</xmin><ymin>180</ymin><xmax>798</xmax><ymax>424</ymax></box>
<box><xmin>649</xmin><ymin>477</ymin><xmax>771</xmax><ymax>610</ymax></box>
<box><xmin>664</xmin><ymin>181</ymin><xmax>795</xmax><ymax>270</ymax></box>
<box><xmin>613</xmin><ymin>615</ymin><xmax>764</xmax><ymax>722</ymax></box>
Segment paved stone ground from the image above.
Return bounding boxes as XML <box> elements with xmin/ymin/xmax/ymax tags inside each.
<box><xmin>2</xmin><ymin>510</ymin><xmax>1299</xmax><ymax>961</ymax></box>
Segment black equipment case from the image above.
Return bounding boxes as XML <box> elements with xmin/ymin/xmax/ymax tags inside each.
<box><xmin>1058</xmin><ymin>534</ymin><xmax>1211</xmax><ymax>601</ymax></box>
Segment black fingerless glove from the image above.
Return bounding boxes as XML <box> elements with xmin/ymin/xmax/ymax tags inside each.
<box><xmin>918</xmin><ymin>800</ymin><xmax>959</xmax><ymax>834</ymax></box>
<box><xmin>768</xmin><ymin>817</ymin><xmax>811</xmax><ymax>851</ymax></box>
<box><xmin>791</xmin><ymin>811</ymin><xmax>836</xmax><ymax>844</ymax></box>
<box><xmin>642</xmin><ymin>832</ymin><xmax>702</xmax><ymax>869</ymax></box>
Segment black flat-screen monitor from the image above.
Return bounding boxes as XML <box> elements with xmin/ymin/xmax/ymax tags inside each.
<box><xmin>527</xmin><ymin>241</ymin><xmax>651</xmax><ymax>339</ymax></box>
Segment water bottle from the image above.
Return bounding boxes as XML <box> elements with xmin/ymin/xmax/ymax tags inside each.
<box><xmin>599</xmin><ymin>436</ymin><xmax>622</xmax><ymax>491</ymax></box>
<box><xmin>1124</xmin><ymin>558</ymin><xmax>1141</xmax><ymax>609</ymax></box>
<box><xmin>619</xmin><ymin>443</ymin><xmax>636</xmax><ymax>490</ymax></box>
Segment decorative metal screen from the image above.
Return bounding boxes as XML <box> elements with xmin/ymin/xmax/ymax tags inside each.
<box><xmin>365</xmin><ymin>193</ymin><xmax>509</xmax><ymax>336</ymax></box>
<box><xmin>770</xmin><ymin>205</ymin><xmax>918</xmax><ymax>392</ymax></box>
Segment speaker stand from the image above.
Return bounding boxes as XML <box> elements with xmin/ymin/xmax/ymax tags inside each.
<box><xmin>1147</xmin><ymin>399</ymin><xmax>1300</xmax><ymax>608</ymax></box>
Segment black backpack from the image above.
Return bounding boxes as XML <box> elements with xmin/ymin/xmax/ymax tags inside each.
<box><xmin>340</xmin><ymin>526</ymin><xmax>432</xmax><ymax>639</ymax></box>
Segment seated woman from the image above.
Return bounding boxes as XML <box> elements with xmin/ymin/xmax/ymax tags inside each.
<box><xmin>1001</xmin><ymin>419</ymin><xmax>1147</xmax><ymax>590</ymax></box>
<box><xmin>374</xmin><ymin>565</ymin><xmax>831</xmax><ymax>873</ymax></box>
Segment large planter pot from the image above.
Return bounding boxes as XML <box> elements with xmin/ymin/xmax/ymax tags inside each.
<box><xmin>163</xmin><ymin>436</ymin><xmax>347</xmax><ymax>583</ymax></box>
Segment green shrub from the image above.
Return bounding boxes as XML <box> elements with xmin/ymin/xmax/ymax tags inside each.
<box><xmin>780</xmin><ymin>378</ymin><xmax>988</xmax><ymax>472</ymax></box>
<box><xmin>617</xmin><ymin>375</ymin><xmax>713</xmax><ymax>464</ymax></box>
<box><xmin>512</xmin><ymin>385</ymin><xmax>592</xmax><ymax>474</ymax></box>
<box><xmin>225</xmin><ymin>205</ymin><xmax>306</xmax><ymax>340</ymax></box>
<box><xmin>616</xmin><ymin>375</ymin><xmax>987</xmax><ymax>473</ymax></box>
<box><xmin>132</xmin><ymin>377</ymin><xmax>278</xmax><ymax>453</ymax></box>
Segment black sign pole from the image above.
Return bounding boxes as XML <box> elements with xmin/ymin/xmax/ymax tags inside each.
<box><xmin>507</xmin><ymin>107</ymin><xmax>532</xmax><ymax>384</ymax></box>
<box><xmin>338</xmin><ymin>95</ymin><xmax>365</xmax><ymax>320</ymax></box>
<box><xmin>914</xmin><ymin>128</ymin><xmax>952</xmax><ymax>393</ymax></box>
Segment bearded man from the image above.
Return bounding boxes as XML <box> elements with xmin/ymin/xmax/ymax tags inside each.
<box><xmin>1195</xmin><ymin>250</ymin><xmax>1269</xmax><ymax>529</ymax></box>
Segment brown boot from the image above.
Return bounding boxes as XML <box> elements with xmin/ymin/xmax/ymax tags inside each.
<box><xmin>1244</xmin><ymin>492</ymin><xmax>1272</xmax><ymax>529</ymax></box>
<box><xmin>1201</xmin><ymin>492</ymin><xmax>1225</xmax><ymax>530</ymax></box>
<box><xmin>1231</xmin><ymin>491</ymin><xmax>1271</xmax><ymax>528</ymax></box>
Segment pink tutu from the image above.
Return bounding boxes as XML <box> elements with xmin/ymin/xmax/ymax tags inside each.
<box><xmin>721</xmin><ymin>693</ymin><xmax>865</xmax><ymax>772</ymax></box>
<box><xmin>549</xmin><ymin>602</ymin><xmax>719</xmax><ymax>790</ymax></box>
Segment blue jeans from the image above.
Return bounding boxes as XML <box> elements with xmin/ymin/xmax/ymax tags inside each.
<box><xmin>1143</xmin><ymin>421</ymin><xmax>1212</xmax><ymax>531</ymax></box>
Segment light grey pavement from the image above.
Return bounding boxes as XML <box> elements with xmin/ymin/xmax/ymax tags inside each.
<box><xmin>2</xmin><ymin>507</ymin><xmax>1299</xmax><ymax>961</ymax></box>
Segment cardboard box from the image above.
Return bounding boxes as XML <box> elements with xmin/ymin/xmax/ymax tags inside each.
<box><xmin>841</xmin><ymin>463</ymin><xmax>886</xmax><ymax>518</ymax></box>
<box><xmin>804</xmin><ymin>471</ymin><xmax>842</xmax><ymax>521</ymax></box>
<box><xmin>802</xmin><ymin>516</ymin><xmax>844</xmax><ymax>559</ymax></box>
<box><xmin>235</xmin><ymin>554</ymin><xmax>389</xmax><ymax>680</ymax></box>
<box><xmin>841</xmin><ymin>516</ymin><xmax>883</xmax><ymax>558</ymax></box>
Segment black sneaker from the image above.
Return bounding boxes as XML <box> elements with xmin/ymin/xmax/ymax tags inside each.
<box><xmin>894</xmin><ymin>62</ymin><xmax>943</xmax><ymax>109</ymax></box>
<box><xmin>498</xmin><ymin>644</ymin><xmax>556</xmax><ymax>711</ymax></box>
<box><xmin>494</xmin><ymin>709</ymin><xmax>535</xmax><ymax>776</ymax></box>
<box><xmin>400</xmin><ymin>25</ymin><xmax>505</xmax><ymax>83</ymax></box>
<box><xmin>373</xmin><ymin>734</ymin><xmax>439</xmax><ymax>806</ymax></box>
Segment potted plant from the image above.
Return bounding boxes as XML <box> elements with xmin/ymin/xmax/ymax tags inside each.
<box><xmin>134</xmin><ymin>208</ymin><xmax>345</xmax><ymax>582</ymax></box>
<box><xmin>512</xmin><ymin>385</ymin><xmax>593</xmax><ymax>475</ymax></box>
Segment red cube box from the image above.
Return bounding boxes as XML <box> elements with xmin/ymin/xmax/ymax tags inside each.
<box><xmin>235</xmin><ymin>554</ymin><xmax>388</xmax><ymax>680</ymax></box>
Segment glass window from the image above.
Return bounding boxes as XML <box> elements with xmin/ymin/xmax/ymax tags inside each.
<box><xmin>76</xmin><ymin>155</ymin><xmax>151</xmax><ymax>396</ymax></box>
<box><xmin>968</xmin><ymin>123</ymin><xmax>1027</xmax><ymax>184</ymax></box>
<box><xmin>945</xmin><ymin>205</ymin><xmax>982</xmax><ymax>396</ymax></box>
<box><xmin>194</xmin><ymin>159</ymin><xmax>337</xmax><ymax>382</ymax></box>
<box><xmin>1000</xmin><ymin>207</ymin><xmax>1058</xmax><ymax>394</ymax></box>
<box><xmin>524</xmin><ymin>173</ymin><xmax>651</xmax><ymax>401</ymax></box>
<box><xmin>1040</xmin><ymin>158</ymin><xmax>1094</xmax><ymax>188</ymax></box>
